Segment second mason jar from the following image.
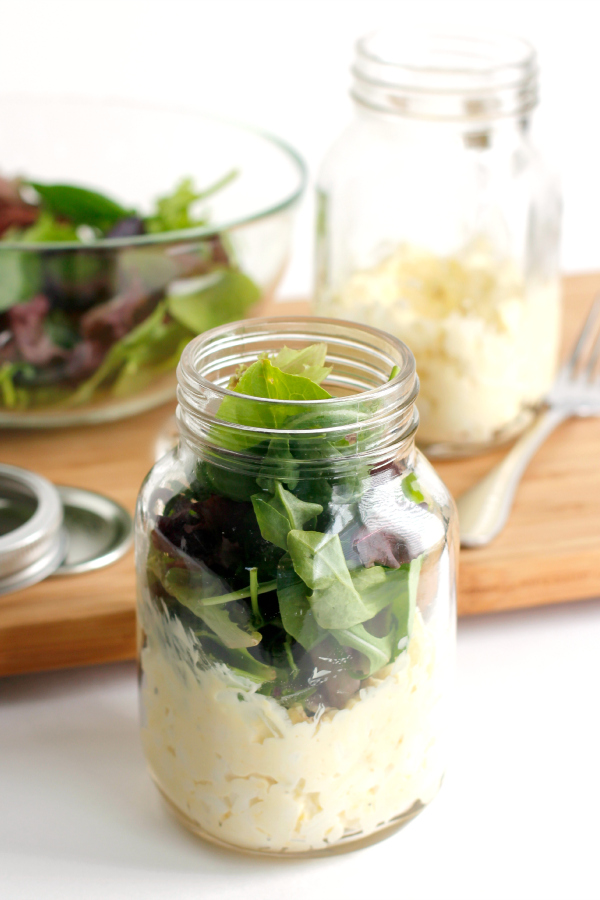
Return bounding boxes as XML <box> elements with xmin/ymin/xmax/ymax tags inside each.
<box><xmin>315</xmin><ymin>30</ymin><xmax>562</xmax><ymax>456</ymax></box>
<box><xmin>136</xmin><ymin>316</ymin><xmax>457</xmax><ymax>856</ymax></box>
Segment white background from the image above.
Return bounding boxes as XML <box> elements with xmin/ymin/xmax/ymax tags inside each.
<box><xmin>1</xmin><ymin>2</ymin><xmax>600</xmax><ymax>898</ymax></box>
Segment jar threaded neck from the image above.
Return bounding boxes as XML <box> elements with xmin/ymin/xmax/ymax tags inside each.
<box><xmin>352</xmin><ymin>29</ymin><xmax>538</xmax><ymax>122</ymax></box>
<box><xmin>175</xmin><ymin>316</ymin><xmax>419</xmax><ymax>473</ymax></box>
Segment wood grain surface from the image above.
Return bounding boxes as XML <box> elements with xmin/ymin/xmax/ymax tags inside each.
<box><xmin>1</xmin><ymin>273</ymin><xmax>599</xmax><ymax>676</ymax></box>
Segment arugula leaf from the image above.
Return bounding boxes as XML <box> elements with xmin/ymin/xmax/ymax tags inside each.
<box><xmin>332</xmin><ymin>556</ymin><xmax>422</xmax><ymax>675</ymax></box>
<box><xmin>194</xmin><ymin>633</ymin><xmax>277</xmax><ymax>683</ymax></box>
<box><xmin>276</xmin><ymin>553</ymin><xmax>325</xmax><ymax>650</ymax></box>
<box><xmin>224</xmin><ymin>648</ymin><xmax>277</xmax><ymax>683</ymax></box>
<box><xmin>256</xmin><ymin>436</ymin><xmax>299</xmax><ymax>491</ymax></box>
<box><xmin>273</xmin><ymin>483</ymin><xmax>323</xmax><ymax>531</ymax></box>
<box><xmin>349</xmin><ymin>564</ymin><xmax>407</xmax><ymax>618</ymax></box>
<box><xmin>156</xmin><ymin>564</ymin><xmax>262</xmax><ymax>650</ymax></box>
<box><xmin>330</xmin><ymin>624</ymin><xmax>396</xmax><ymax>677</ymax></box>
<box><xmin>68</xmin><ymin>301</ymin><xmax>193</xmax><ymax>405</ymax></box>
<box><xmin>287</xmin><ymin>530</ymin><xmax>376</xmax><ymax>630</ymax></box>
<box><xmin>166</xmin><ymin>270</ymin><xmax>260</xmax><ymax>334</ymax></box>
<box><xmin>29</xmin><ymin>182</ymin><xmax>131</xmax><ymax>233</ymax></box>
<box><xmin>271</xmin><ymin>344</ymin><xmax>331</xmax><ymax>384</ymax></box>
<box><xmin>250</xmin><ymin>496</ymin><xmax>290</xmax><ymax>550</ymax></box>
<box><xmin>218</xmin><ymin>358</ymin><xmax>332</xmax><ymax>431</ymax></box>
<box><xmin>251</xmin><ymin>483</ymin><xmax>323</xmax><ymax>550</ymax></box>
<box><xmin>145</xmin><ymin>172</ymin><xmax>237</xmax><ymax>234</ymax></box>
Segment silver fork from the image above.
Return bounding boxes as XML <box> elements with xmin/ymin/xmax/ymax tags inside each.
<box><xmin>457</xmin><ymin>294</ymin><xmax>600</xmax><ymax>547</ymax></box>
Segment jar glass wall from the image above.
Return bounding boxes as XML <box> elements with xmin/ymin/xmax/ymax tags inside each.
<box><xmin>315</xmin><ymin>30</ymin><xmax>562</xmax><ymax>456</ymax></box>
<box><xmin>135</xmin><ymin>316</ymin><xmax>457</xmax><ymax>856</ymax></box>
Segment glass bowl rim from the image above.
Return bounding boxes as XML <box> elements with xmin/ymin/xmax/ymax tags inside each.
<box><xmin>0</xmin><ymin>94</ymin><xmax>308</xmax><ymax>253</ymax></box>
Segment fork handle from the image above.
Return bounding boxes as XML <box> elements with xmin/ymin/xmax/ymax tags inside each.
<box><xmin>456</xmin><ymin>407</ymin><xmax>568</xmax><ymax>547</ymax></box>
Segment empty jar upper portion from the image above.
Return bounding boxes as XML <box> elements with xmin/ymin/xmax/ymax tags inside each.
<box><xmin>351</xmin><ymin>30</ymin><xmax>538</xmax><ymax>121</ymax></box>
<box><xmin>316</xmin><ymin>29</ymin><xmax>561</xmax><ymax>458</ymax></box>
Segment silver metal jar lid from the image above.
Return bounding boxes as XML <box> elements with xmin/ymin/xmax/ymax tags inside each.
<box><xmin>55</xmin><ymin>485</ymin><xmax>132</xmax><ymax>575</ymax></box>
<box><xmin>0</xmin><ymin>464</ymin><xmax>67</xmax><ymax>596</ymax></box>
<box><xmin>0</xmin><ymin>464</ymin><xmax>134</xmax><ymax>594</ymax></box>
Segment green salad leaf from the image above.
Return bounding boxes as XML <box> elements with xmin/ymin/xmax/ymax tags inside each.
<box><xmin>18</xmin><ymin>211</ymin><xmax>79</xmax><ymax>243</ymax></box>
<box><xmin>287</xmin><ymin>530</ymin><xmax>372</xmax><ymax>630</ymax></box>
<box><xmin>166</xmin><ymin>270</ymin><xmax>260</xmax><ymax>334</ymax></box>
<box><xmin>145</xmin><ymin>172</ymin><xmax>237</xmax><ymax>234</ymax></box>
<box><xmin>28</xmin><ymin>182</ymin><xmax>132</xmax><ymax>233</ymax></box>
<box><xmin>68</xmin><ymin>300</ymin><xmax>193</xmax><ymax>405</ymax></box>
<box><xmin>402</xmin><ymin>472</ymin><xmax>426</xmax><ymax>505</ymax></box>
<box><xmin>276</xmin><ymin>553</ymin><xmax>325</xmax><ymax>650</ymax></box>
<box><xmin>218</xmin><ymin>357</ymin><xmax>332</xmax><ymax>431</ymax></box>
<box><xmin>256</xmin><ymin>436</ymin><xmax>299</xmax><ymax>491</ymax></box>
<box><xmin>163</xmin><ymin>568</ymin><xmax>261</xmax><ymax>649</ymax></box>
<box><xmin>330</xmin><ymin>624</ymin><xmax>396</xmax><ymax>677</ymax></box>
<box><xmin>251</xmin><ymin>483</ymin><xmax>322</xmax><ymax>550</ymax></box>
<box><xmin>271</xmin><ymin>343</ymin><xmax>332</xmax><ymax>384</ymax></box>
<box><xmin>146</xmin><ymin>341</ymin><xmax>428</xmax><ymax>709</ymax></box>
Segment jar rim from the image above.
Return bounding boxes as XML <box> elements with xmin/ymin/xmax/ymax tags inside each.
<box><xmin>352</xmin><ymin>28</ymin><xmax>538</xmax><ymax>121</ymax></box>
<box><xmin>175</xmin><ymin>316</ymin><xmax>419</xmax><ymax>463</ymax></box>
<box><xmin>177</xmin><ymin>315</ymin><xmax>416</xmax><ymax>411</ymax></box>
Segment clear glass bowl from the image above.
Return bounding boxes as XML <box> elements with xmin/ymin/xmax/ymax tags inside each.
<box><xmin>0</xmin><ymin>95</ymin><xmax>306</xmax><ymax>427</ymax></box>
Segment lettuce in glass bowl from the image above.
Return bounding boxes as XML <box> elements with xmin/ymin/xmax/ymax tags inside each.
<box><xmin>0</xmin><ymin>96</ymin><xmax>306</xmax><ymax>426</ymax></box>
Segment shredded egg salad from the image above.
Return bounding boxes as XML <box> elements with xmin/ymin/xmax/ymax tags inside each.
<box><xmin>322</xmin><ymin>242</ymin><xmax>560</xmax><ymax>448</ymax></box>
<box><xmin>139</xmin><ymin>590</ymin><xmax>447</xmax><ymax>854</ymax></box>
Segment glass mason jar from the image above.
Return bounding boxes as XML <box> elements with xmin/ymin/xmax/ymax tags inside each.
<box><xmin>135</xmin><ymin>316</ymin><xmax>457</xmax><ymax>856</ymax></box>
<box><xmin>315</xmin><ymin>30</ymin><xmax>562</xmax><ymax>456</ymax></box>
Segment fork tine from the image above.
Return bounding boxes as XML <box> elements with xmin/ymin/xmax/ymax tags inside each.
<box><xmin>565</xmin><ymin>292</ymin><xmax>600</xmax><ymax>373</ymax></box>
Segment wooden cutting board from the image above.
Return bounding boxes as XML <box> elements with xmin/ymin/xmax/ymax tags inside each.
<box><xmin>1</xmin><ymin>272</ymin><xmax>599</xmax><ymax>677</ymax></box>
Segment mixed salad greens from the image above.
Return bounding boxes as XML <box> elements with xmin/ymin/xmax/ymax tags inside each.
<box><xmin>0</xmin><ymin>173</ymin><xmax>259</xmax><ymax>410</ymax></box>
<box><xmin>145</xmin><ymin>343</ymin><xmax>425</xmax><ymax>713</ymax></box>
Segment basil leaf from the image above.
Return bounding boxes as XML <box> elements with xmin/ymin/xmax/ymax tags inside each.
<box><xmin>166</xmin><ymin>270</ymin><xmax>260</xmax><ymax>334</ymax></box>
<box><xmin>29</xmin><ymin>182</ymin><xmax>132</xmax><ymax>232</ymax></box>
<box><xmin>251</xmin><ymin>483</ymin><xmax>323</xmax><ymax>550</ymax></box>
<box><xmin>276</xmin><ymin>553</ymin><xmax>325</xmax><ymax>650</ymax></box>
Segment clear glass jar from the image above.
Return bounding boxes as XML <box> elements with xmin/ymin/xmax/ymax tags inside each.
<box><xmin>315</xmin><ymin>30</ymin><xmax>562</xmax><ymax>456</ymax></box>
<box><xmin>135</xmin><ymin>316</ymin><xmax>457</xmax><ymax>856</ymax></box>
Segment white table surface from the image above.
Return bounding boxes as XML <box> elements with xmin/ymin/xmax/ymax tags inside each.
<box><xmin>2</xmin><ymin>596</ymin><xmax>599</xmax><ymax>900</ymax></box>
